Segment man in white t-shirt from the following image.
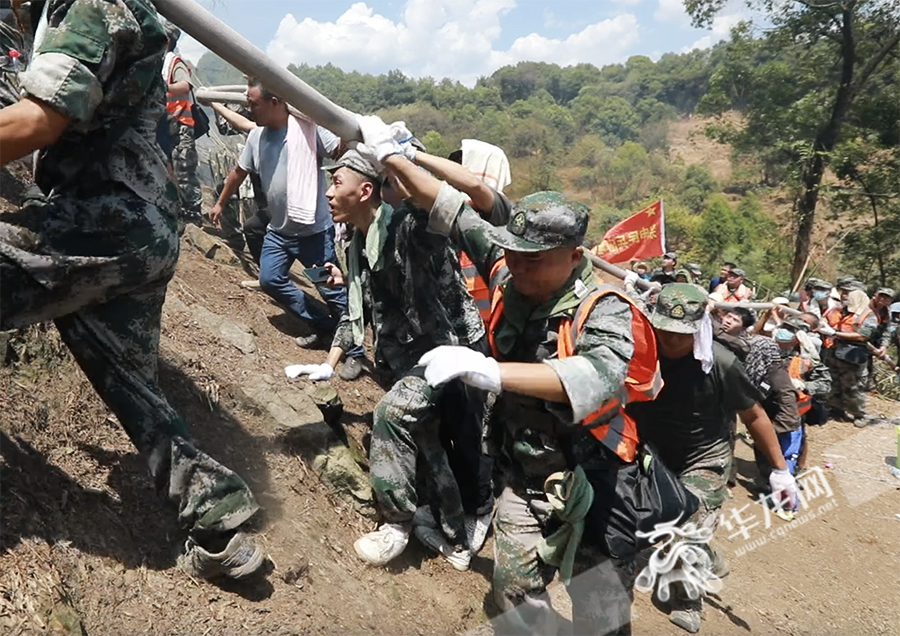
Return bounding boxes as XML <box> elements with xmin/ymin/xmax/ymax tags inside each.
<box><xmin>212</xmin><ymin>80</ymin><xmax>364</xmax><ymax>379</ymax></box>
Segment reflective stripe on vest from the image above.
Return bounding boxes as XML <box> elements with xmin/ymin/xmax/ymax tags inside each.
<box><xmin>460</xmin><ymin>252</ymin><xmax>491</xmax><ymax>324</ymax></box>
<box><xmin>787</xmin><ymin>356</ymin><xmax>813</xmax><ymax>416</ymax></box>
<box><xmin>166</xmin><ymin>56</ymin><xmax>195</xmax><ymax>127</ymax></box>
<box><xmin>486</xmin><ymin>259</ymin><xmax>663</xmax><ymax>463</ymax></box>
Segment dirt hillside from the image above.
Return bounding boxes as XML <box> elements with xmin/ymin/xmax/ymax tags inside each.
<box><xmin>1</xmin><ymin>163</ymin><xmax>899</xmax><ymax>635</ymax></box>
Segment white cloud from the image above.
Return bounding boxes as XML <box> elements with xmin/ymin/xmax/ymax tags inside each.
<box><xmin>611</xmin><ymin>0</ymin><xmax>642</xmax><ymax>5</ymax></box>
<box><xmin>177</xmin><ymin>34</ymin><xmax>208</xmax><ymax>66</ymax></box>
<box><xmin>266</xmin><ymin>0</ymin><xmax>640</xmax><ymax>86</ymax></box>
<box><xmin>683</xmin><ymin>13</ymin><xmax>745</xmax><ymax>51</ymax></box>
<box><xmin>654</xmin><ymin>0</ymin><xmax>689</xmax><ymax>23</ymax></box>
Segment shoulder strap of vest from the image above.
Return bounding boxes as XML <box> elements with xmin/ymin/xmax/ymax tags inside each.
<box><xmin>488</xmin><ymin>257</ymin><xmax>509</xmax><ymax>299</ymax></box>
<box><xmin>564</xmin><ymin>284</ymin><xmax>636</xmax><ymax>354</ymax></box>
<box><xmin>854</xmin><ymin>308</ymin><xmax>873</xmax><ymax>327</ymax></box>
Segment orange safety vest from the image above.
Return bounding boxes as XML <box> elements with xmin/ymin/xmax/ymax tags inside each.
<box><xmin>486</xmin><ymin>258</ymin><xmax>664</xmax><ymax>463</ymax></box>
<box><xmin>166</xmin><ymin>55</ymin><xmax>195</xmax><ymax>127</ymax></box>
<box><xmin>825</xmin><ymin>307</ymin><xmax>873</xmax><ymax>349</ymax></box>
<box><xmin>787</xmin><ymin>356</ymin><xmax>813</xmax><ymax>416</ymax></box>
<box><xmin>714</xmin><ymin>282</ymin><xmax>750</xmax><ymax>303</ymax></box>
<box><xmin>822</xmin><ymin>307</ymin><xmax>841</xmax><ymax>348</ymax></box>
<box><xmin>460</xmin><ymin>252</ymin><xmax>491</xmax><ymax>324</ymax></box>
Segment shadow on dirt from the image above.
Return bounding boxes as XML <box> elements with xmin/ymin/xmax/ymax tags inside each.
<box><xmin>0</xmin><ymin>353</ymin><xmax>279</xmax><ymax>601</ymax></box>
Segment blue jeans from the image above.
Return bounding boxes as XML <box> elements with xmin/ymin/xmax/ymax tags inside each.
<box><xmin>259</xmin><ymin>227</ymin><xmax>362</xmax><ymax>358</ymax></box>
<box><xmin>778</xmin><ymin>426</ymin><xmax>805</xmax><ymax>476</ymax></box>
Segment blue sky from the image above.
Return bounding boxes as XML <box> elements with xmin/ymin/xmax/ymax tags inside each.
<box><xmin>178</xmin><ymin>0</ymin><xmax>748</xmax><ymax>85</ymax></box>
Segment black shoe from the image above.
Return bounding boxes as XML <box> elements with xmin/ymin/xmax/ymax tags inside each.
<box><xmin>339</xmin><ymin>356</ymin><xmax>365</xmax><ymax>381</ymax></box>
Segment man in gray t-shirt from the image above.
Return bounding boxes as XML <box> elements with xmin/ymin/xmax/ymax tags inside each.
<box><xmin>212</xmin><ymin>80</ymin><xmax>364</xmax><ymax>379</ymax></box>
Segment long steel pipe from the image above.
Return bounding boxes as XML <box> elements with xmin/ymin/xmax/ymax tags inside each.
<box><xmin>587</xmin><ymin>252</ymin><xmax>799</xmax><ymax>314</ymax></box>
<box><xmin>153</xmin><ymin>0</ymin><xmax>361</xmax><ymax>141</ymax></box>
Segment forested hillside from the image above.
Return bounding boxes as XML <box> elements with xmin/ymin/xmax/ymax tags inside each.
<box><xmin>195</xmin><ymin>1</ymin><xmax>898</xmax><ymax>294</ymax></box>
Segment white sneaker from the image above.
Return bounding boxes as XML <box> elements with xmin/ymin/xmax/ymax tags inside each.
<box><xmin>353</xmin><ymin>523</ymin><xmax>411</xmax><ymax>566</ymax></box>
<box><xmin>414</xmin><ymin>525</ymin><xmax>472</xmax><ymax>571</ymax></box>
<box><xmin>466</xmin><ymin>511</ymin><xmax>493</xmax><ymax>553</ymax></box>
<box><xmin>240</xmin><ymin>279</ymin><xmax>261</xmax><ymax>290</ymax></box>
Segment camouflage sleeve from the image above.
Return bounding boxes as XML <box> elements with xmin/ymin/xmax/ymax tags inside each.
<box><xmin>857</xmin><ymin>313</ymin><xmax>879</xmax><ymax>339</ymax></box>
<box><xmin>170</xmin><ymin>59</ymin><xmax>192</xmax><ymax>85</ymax></box>
<box><xmin>429</xmin><ymin>182</ymin><xmax>503</xmax><ymax>283</ymax></box>
<box><xmin>543</xmin><ymin>295</ymin><xmax>635</xmax><ymax>423</ymax></box>
<box><xmin>20</xmin><ymin>0</ymin><xmax>141</xmax><ymax>122</ymax></box>
<box><xmin>804</xmin><ymin>359</ymin><xmax>832</xmax><ymax>401</ymax></box>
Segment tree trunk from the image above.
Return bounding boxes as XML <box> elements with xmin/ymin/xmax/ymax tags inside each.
<box><xmin>789</xmin><ymin>7</ymin><xmax>857</xmax><ymax>287</ymax></box>
<box><xmin>789</xmin><ymin>10</ymin><xmax>900</xmax><ymax>286</ymax></box>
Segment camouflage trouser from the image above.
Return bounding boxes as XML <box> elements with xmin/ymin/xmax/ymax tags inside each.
<box><xmin>369</xmin><ymin>367</ymin><xmax>467</xmax><ymax>546</ymax></box>
<box><xmin>679</xmin><ymin>450</ymin><xmax>732</xmax><ymax>532</ymax></box>
<box><xmin>220</xmin><ymin>199</ymin><xmax>258</xmax><ymax>252</ymax></box>
<box><xmin>826</xmin><ymin>357</ymin><xmax>868</xmax><ymax>418</ymax></box>
<box><xmin>492</xmin><ymin>484</ymin><xmax>636</xmax><ymax>636</ymax></box>
<box><xmin>214</xmin><ymin>180</ymin><xmax>256</xmax><ymax>253</ymax></box>
<box><xmin>169</xmin><ymin>118</ymin><xmax>202</xmax><ymax>216</ymax></box>
<box><xmin>0</xmin><ymin>187</ymin><xmax>258</xmax><ymax>536</ymax></box>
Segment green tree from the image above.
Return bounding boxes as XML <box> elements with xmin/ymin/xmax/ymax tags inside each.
<box><xmin>697</xmin><ymin>195</ymin><xmax>741</xmax><ymax>264</ymax></box>
<box><xmin>690</xmin><ymin>0</ymin><xmax>900</xmax><ymax>285</ymax></box>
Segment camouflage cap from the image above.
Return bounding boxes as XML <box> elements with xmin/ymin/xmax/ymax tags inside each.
<box><xmin>326</xmin><ymin>149</ymin><xmax>380</xmax><ymax>181</ymax></box>
<box><xmin>729</xmin><ymin>267</ymin><xmax>746</xmax><ymax>278</ymax></box>
<box><xmin>836</xmin><ymin>277</ymin><xmax>863</xmax><ymax>291</ymax></box>
<box><xmin>663</xmin><ymin>251</ymin><xmax>678</xmax><ymax>260</ymax></box>
<box><xmin>650</xmin><ymin>283</ymin><xmax>709</xmax><ymax>334</ymax></box>
<box><xmin>686</xmin><ymin>262</ymin><xmax>702</xmax><ymax>275</ymax></box>
<box><xmin>805</xmin><ymin>277</ymin><xmax>832</xmax><ymax>290</ymax></box>
<box><xmin>782</xmin><ymin>316</ymin><xmax>810</xmax><ymax>332</ymax></box>
<box><xmin>674</xmin><ymin>268</ymin><xmax>692</xmax><ymax>281</ymax></box>
<box><xmin>486</xmin><ymin>191</ymin><xmax>588</xmax><ymax>253</ymax></box>
<box><xmin>875</xmin><ymin>287</ymin><xmax>895</xmax><ymax>299</ymax></box>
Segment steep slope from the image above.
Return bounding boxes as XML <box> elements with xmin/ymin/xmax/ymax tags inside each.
<box><xmin>1</xmin><ymin>166</ymin><xmax>898</xmax><ymax>635</ymax></box>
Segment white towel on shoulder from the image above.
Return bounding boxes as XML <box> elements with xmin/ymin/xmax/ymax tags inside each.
<box><xmin>286</xmin><ymin>114</ymin><xmax>319</xmax><ymax>225</ymax></box>
<box><xmin>461</xmin><ymin>139</ymin><xmax>511</xmax><ymax>193</ymax></box>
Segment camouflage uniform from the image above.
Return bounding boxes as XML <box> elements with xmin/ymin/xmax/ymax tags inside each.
<box><xmin>627</xmin><ymin>285</ymin><xmax>764</xmax><ymax>630</ymax></box>
<box><xmin>827</xmin><ymin>309</ymin><xmax>878</xmax><ymax>419</ymax></box>
<box><xmin>169</xmin><ymin>114</ymin><xmax>202</xmax><ymax>218</ymax></box>
<box><xmin>330</xmin><ymin>174</ymin><xmax>486</xmax><ymax>546</ymax></box>
<box><xmin>163</xmin><ymin>44</ymin><xmax>202</xmax><ymax>221</ymax></box>
<box><xmin>0</xmin><ymin>0</ymin><xmax>257</xmax><ymax>538</ymax></box>
<box><xmin>430</xmin><ymin>188</ymin><xmax>639</xmax><ymax>635</ymax></box>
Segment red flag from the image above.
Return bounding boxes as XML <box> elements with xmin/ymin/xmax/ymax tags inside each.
<box><xmin>590</xmin><ymin>200</ymin><xmax>666</xmax><ymax>264</ymax></box>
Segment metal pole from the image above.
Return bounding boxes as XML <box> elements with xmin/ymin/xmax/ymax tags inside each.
<box><xmin>195</xmin><ymin>89</ymin><xmax>247</xmax><ymax>105</ymax></box>
<box><xmin>586</xmin><ymin>252</ymin><xmax>652</xmax><ymax>291</ymax></box>
<box><xmin>586</xmin><ymin>252</ymin><xmax>800</xmax><ymax>314</ymax></box>
<box><xmin>153</xmin><ymin>0</ymin><xmax>361</xmax><ymax>141</ymax></box>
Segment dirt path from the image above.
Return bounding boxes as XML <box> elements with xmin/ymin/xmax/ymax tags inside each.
<box><xmin>2</xmin><ymin>230</ymin><xmax>898</xmax><ymax>635</ymax></box>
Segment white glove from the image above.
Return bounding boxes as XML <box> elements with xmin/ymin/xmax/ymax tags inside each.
<box><xmin>817</xmin><ymin>325</ymin><xmax>835</xmax><ymax>337</ymax></box>
<box><xmin>624</xmin><ymin>272</ymin><xmax>639</xmax><ymax>287</ymax></box>
<box><xmin>285</xmin><ymin>363</ymin><xmax>334</xmax><ymax>381</ymax></box>
<box><xmin>791</xmin><ymin>377</ymin><xmax>806</xmax><ymax>391</ymax></box>
<box><xmin>418</xmin><ymin>345</ymin><xmax>502</xmax><ymax>393</ymax></box>
<box><xmin>355</xmin><ymin>115</ymin><xmax>402</xmax><ymax>165</ymax></box>
<box><xmin>769</xmin><ymin>468</ymin><xmax>799</xmax><ymax>511</ymax></box>
<box><xmin>389</xmin><ymin>121</ymin><xmax>417</xmax><ymax>161</ymax></box>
